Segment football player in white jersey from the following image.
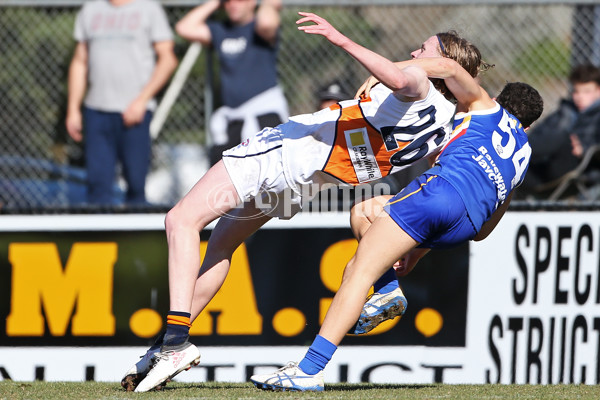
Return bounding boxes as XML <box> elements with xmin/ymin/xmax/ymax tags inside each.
<box><xmin>250</xmin><ymin>13</ymin><xmax>543</xmax><ymax>392</ymax></box>
<box><xmin>123</xmin><ymin>12</ymin><xmax>487</xmax><ymax>392</ymax></box>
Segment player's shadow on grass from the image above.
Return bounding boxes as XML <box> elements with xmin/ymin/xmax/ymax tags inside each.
<box><xmin>148</xmin><ymin>382</ymin><xmax>250</xmax><ymax>391</ymax></box>
<box><xmin>325</xmin><ymin>383</ymin><xmax>437</xmax><ymax>391</ymax></box>
<box><xmin>116</xmin><ymin>382</ymin><xmax>438</xmax><ymax>393</ymax></box>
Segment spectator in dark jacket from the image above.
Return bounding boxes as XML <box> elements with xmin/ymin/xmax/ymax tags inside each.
<box><xmin>521</xmin><ymin>64</ymin><xmax>600</xmax><ymax>198</ymax></box>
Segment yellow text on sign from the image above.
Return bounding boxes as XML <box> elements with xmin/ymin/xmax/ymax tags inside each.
<box><xmin>6</xmin><ymin>242</ymin><xmax>117</xmax><ymax>336</ymax></box>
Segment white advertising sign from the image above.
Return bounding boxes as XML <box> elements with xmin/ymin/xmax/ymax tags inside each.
<box><xmin>0</xmin><ymin>346</ymin><xmax>466</xmax><ymax>384</ymax></box>
<box><xmin>468</xmin><ymin>211</ymin><xmax>600</xmax><ymax>384</ymax></box>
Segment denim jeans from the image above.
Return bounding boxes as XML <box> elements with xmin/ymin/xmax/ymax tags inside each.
<box><xmin>83</xmin><ymin>107</ymin><xmax>151</xmax><ymax>204</ymax></box>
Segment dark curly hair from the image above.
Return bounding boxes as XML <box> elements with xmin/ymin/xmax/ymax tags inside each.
<box><xmin>495</xmin><ymin>82</ymin><xmax>544</xmax><ymax>128</ymax></box>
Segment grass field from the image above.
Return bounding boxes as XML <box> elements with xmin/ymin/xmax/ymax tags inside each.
<box><xmin>1</xmin><ymin>381</ymin><xmax>600</xmax><ymax>400</ymax></box>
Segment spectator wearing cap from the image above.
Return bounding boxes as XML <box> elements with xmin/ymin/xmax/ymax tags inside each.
<box><xmin>317</xmin><ymin>81</ymin><xmax>350</xmax><ymax>110</ymax></box>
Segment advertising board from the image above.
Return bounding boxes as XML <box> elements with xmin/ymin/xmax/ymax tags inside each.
<box><xmin>1</xmin><ymin>211</ymin><xmax>597</xmax><ymax>384</ymax></box>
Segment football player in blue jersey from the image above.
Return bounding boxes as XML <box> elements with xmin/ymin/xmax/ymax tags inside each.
<box><xmin>251</xmin><ymin>12</ymin><xmax>543</xmax><ymax>392</ymax></box>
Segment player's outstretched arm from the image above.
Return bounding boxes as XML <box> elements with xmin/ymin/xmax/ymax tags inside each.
<box><xmin>356</xmin><ymin>58</ymin><xmax>492</xmax><ymax>113</ymax></box>
<box><xmin>354</xmin><ymin>60</ymin><xmax>426</xmax><ymax>99</ymax></box>
<box><xmin>297</xmin><ymin>12</ymin><xmax>428</xmax><ymax>99</ymax></box>
<box><xmin>409</xmin><ymin>57</ymin><xmax>497</xmax><ymax>112</ymax></box>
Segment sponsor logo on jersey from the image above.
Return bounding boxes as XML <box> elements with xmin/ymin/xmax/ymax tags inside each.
<box><xmin>472</xmin><ymin>146</ymin><xmax>508</xmax><ymax>201</ymax></box>
<box><xmin>344</xmin><ymin>128</ymin><xmax>382</xmax><ymax>183</ymax></box>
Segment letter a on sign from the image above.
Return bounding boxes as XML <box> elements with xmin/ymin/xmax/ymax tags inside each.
<box><xmin>190</xmin><ymin>242</ymin><xmax>262</xmax><ymax>335</ymax></box>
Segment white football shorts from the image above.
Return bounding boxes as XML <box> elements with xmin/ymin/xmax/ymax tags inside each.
<box><xmin>222</xmin><ymin>126</ymin><xmax>302</xmax><ymax>219</ymax></box>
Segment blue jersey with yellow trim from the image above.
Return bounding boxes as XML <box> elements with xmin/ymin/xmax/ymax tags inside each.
<box><xmin>429</xmin><ymin>102</ymin><xmax>531</xmax><ymax>231</ymax></box>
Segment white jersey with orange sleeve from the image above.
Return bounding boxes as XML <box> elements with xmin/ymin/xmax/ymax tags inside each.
<box><xmin>280</xmin><ymin>82</ymin><xmax>456</xmax><ymax>194</ymax></box>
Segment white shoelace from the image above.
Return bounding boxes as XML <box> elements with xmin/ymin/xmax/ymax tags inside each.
<box><xmin>153</xmin><ymin>350</ymin><xmax>176</xmax><ymax>363</ymax></box>
<box><xmin>278</xmin><ymin>361</ymin><xmax>300</xmax><ymax>373</ymax></box>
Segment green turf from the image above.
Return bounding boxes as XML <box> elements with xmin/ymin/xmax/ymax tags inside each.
<box><xmin>1</xmin><ymin>381</ymin><xmax>600</xmax><ymax>400</ymax></box>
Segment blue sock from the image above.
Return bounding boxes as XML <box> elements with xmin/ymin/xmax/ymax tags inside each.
<box><xmin>373</xmin><ymin>268</ymin><xmax>399</xmax><ymax>294</ymax></box>
<box><xmin>298</xmin><ymin>335</ymin><xmax>337</xmax><ymax>375</ymax></box>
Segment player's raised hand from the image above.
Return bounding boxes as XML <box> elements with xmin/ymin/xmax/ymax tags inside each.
<box><xmin>355</xmin><ymin>75</ymin><xmax>381</xmax><ymax>99</ymax></box>
<box><xmin>394</xmin><ymin>248</ymin><xmax>430</xmax><ymax>277</ymax></box>
<box><xmin>296</xmin><ymin>12</ymin><xmax>349</xmax><ymax>47</ymax></box>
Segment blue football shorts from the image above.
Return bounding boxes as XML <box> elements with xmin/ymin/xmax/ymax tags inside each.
<box><xmin>384</xmin><ymin>174</ymin><xmax>477</xmax><ymax>249</ymax></box>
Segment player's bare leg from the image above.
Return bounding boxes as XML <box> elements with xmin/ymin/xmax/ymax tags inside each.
<box><xmin>321</xmin><ymin>212</ymin><xmax>417</xmax><ymax>343</ymax></box>
<box><xmin>349</xmin><ymin>195</ymin><xmax>407</xmax><ymax>334</ymax></box>
<box><xmin>252</xmin><ymin>212</ymin><xmax>418</xmax><ymax>391</ymax></box>
<box><xmin>136</xmin><ymin>203</ymin><xmax>271</xmax><ymax>392</ymax></box>
<box><xmin>165</xmin><ymin>160</ymin><xmax>242</xmax><ymax>315</ymax></box>
<box><xmin>190</xmin><ymin>202</ymin><xmax>272</xmax><ymax>320</ymax></box>
<box><xmin>350</xmin><ymin>195</ymin><xmax>392</xmax><ymax>240</ymax></box>
<box><xmin>127</xmin><ymin>160</ymin><xmax>241</xmax><ymax>392</ymax></box>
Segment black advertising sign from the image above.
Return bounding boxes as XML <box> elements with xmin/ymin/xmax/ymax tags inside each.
<box><xmin>0</xmin><ymin>217</ymin><xmax>468</xmax><ymax>348</ymax></box>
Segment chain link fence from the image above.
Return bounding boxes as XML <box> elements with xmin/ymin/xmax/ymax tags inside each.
<box><xmin>0</xmin><ymin>1</ymin><xmax>598</xmax><ymax>212</ymax></box>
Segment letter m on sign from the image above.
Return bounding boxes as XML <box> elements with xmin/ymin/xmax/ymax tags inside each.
<box><xmin>6</xmin><ymin>243</ymin><xmax>117</xmax><ymax>336</ymax></box>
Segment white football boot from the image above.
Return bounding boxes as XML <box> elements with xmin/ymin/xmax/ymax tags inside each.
<box><xmin>134</xmin><ymin>341</ymin><xmax>201</xmax><ymax>393</ymax></box>
<box><xmin>250</xmin><ymin>362</ymin><xmax>324</xmax><ymax>392</ymax></box>
<box><xmin>120</xmin><ymin>344</ymin><xmax>160</xmax><ymax>391</ymax></box>
<box><xmin>352</xmin><ymin>286</ymin><xmax>407</xmax><ymax>334</ymax></box>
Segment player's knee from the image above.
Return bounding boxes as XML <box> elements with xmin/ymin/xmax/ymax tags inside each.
<box><xmin>349</xmin><ymin>206</ymin><xmax>365</xmax><ymax>238</ymax></box>
<box><xmin>349</xmin><ymin>204</ymin><xmax>362</xmax><ymax>224</ymax></box>
<box><xmin>165</xmin><ymin>205</ymin><xmax>193</xmax><ymax>233</ymax></box>
<box><xmin>350</xmin><ymin>199</ymin><xmax>380</xmax><ymax>239</ymax></box>
<box><xmin>350</xmin><ymin>200</ymin><xmax>373</xmax><ymax>223</ymax></box>
<box><xmin>164</xmin><ymin>208</ymin><xmax>177</xmax><ymax>233</ymax></box>
<box><xmin>352</xmin><ymin>196</ymin><xmax>390</xmax><ymax>221</ymax></box>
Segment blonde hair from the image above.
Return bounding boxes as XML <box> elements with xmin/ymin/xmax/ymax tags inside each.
<box><xmin>432</xmin><ymin>31</ymin><xmax>493</xmax><ymax>101</ymax></box>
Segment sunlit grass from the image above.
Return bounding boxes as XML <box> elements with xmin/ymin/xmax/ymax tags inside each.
<box><xmin>1</xmin><ymin>381</ymin><xmax>600</xmax><ymax>400</ymax></box>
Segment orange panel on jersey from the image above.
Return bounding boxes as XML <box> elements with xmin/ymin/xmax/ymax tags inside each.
<box><xmin>323</xmin><ymin>102</ymin><xmax>394</xmax><ymax>185</ymax></box>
